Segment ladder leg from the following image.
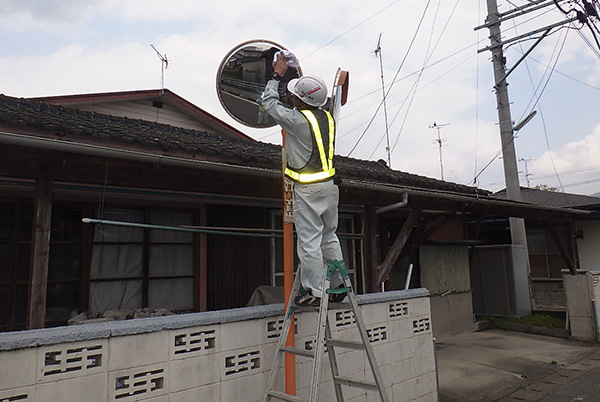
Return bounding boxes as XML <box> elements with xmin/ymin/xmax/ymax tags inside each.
<box><xmin>263</xmin><ymin>270</ymin><xmax>302</xmax><ymax>402</ymax></box>
<box><xmin>308</xmin><ymin>264</ymin><xmax>331</xmax><ymax>402</ymax></box>
<box><xmin>343</xmin><ymin>271</ymin><xmax>391</xmax><ymax>402</ymax></box>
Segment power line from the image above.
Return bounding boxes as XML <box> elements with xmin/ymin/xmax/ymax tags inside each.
<box><xmin>347</xmin><ymin>0</ymin><xmax>433</xmax><ymax>156</ymax></box>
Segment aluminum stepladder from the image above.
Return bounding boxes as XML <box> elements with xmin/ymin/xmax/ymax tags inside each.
<box><xmin>263</xmin><ymin>260</ymin><xmax>391</xmax><ymax>402</ymax></box>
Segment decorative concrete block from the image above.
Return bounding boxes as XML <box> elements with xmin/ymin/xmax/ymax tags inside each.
<box><xmin>389</xmin><ymin>300</ymin><xmax>410</xmax><ymax>319</ymax></box>
<box><xmin>0</xmin><ymin>386</ymin><xmax>35</xmax><ymax>402</ymax></box>
<box><xmin>265</xmin><ymin>314</ymin><xmax>289</xmax><ymax>343</ymax></box>
<box><xmin>109</xmin><ymin>332</ymin><xmax>169</xmax><ymax>371</ymax></box>
<box><xmin>108</xmin><ymin>364</ymin><xmax>168</xmax><ymax>401</ymax></box>
<box><xmin>0</xmin><ymin>349</ymin><xmax>36</xmax><ymax>390</ymax></box>
<box><xmin>170</xmin><ymin>326</ymin><xmax>219</xmax><ymax>360</ymax></box>
<box><xmin>37</xmin><ymin>340</ymin><xmax>107</xmax><ymax>383</ymax></box>
<box><xmin>34</xmin><ymin>373</ymin><xmax>107</xmax><ymax>402</ymax></box>
<box><xmin>169</xmin><ymin>354</ymin><xmax>221</xmax><ymax>392</ymax></box>
<box><xmin>220</xmin><ymin>346</ymin><xmax>263</xmax><ymax>382</ymax></box>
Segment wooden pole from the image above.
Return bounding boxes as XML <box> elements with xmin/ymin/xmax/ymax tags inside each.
<box><xmin>27</xmin><ymin>178</ymin><xmax>53</xmax><ymax>329</ymax></box>
<box><xmin>281</xmin><ymin>130</ymin><xmax>296</xmax><ymax>396</ymax></box>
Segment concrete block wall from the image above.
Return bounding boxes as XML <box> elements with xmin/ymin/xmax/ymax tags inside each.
<box><xmin>0</xmin><ymin>289</ymin><xmax>436</xmax><ymax>402</ymax></box>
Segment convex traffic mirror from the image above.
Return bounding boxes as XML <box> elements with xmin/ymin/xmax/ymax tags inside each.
<box><xmin>216</xmin><ymin>39</ymin><xmax>301</xmax><ymax>128</ymax></box>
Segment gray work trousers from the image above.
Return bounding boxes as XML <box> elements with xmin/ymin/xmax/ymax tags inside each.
<box><xmin>293</xmin><ymin>179</ymin><xmax>344</xmax><ymax>297</ymax></box>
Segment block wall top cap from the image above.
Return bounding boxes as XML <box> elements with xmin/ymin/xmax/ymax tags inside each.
<box><xmin>0</xmin><ymin>290</ymin><xmax>430</xmax><ymax>351</ymax></box>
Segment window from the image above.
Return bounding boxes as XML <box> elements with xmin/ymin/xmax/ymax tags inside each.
<box><xmin>270</xmin><ymin>212</ymin><xmax>360</xmax><ymax>291</ymax></box>
<box><xmin>527</xmin><ymin>228</ymin><xmax>565</xmax><ymax>278</ymax></box>
<box><xmin>89</xmin><ymin>208</ymin><xmax>195</xmax><ymax>314</ymax></box>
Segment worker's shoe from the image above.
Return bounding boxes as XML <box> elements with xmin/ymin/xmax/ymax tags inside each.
<box><xmin>295</xmin><ymin>287</ymin><xmax>320</xmax><ymax>307</ymax></box>
<box><xmin>328</xmin><ymin>284</ymin><xmax>348</xmax><ymax>303</ymax></box>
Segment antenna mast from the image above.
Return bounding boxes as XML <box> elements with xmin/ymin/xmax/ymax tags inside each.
<box><xmin>429</xmin><ymin>122</ymin><xmax>449</xmax><ymax>180</ymax></box>
<box><xmin>150</xmin><ymin>44</ymin><xmax>169</xmax><ymax>93</ymax></box>
<box><xmin>374</xmin><ymin>33</ymin><xmax>391</xmax><ymax>168</ymax></box>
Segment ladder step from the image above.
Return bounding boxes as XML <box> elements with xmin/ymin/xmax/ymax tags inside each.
<box><xmin>266</xmin><ymin>390</ymin><xmax>306</xmax><ymax>402</ymax></box>
<box><xmin>326</xmin><ymin>338</ymin><xmax>365</xmax><ymax>350</ymax></box>
<box><xmin>334</xmin><ymin>375</ymin><xmax>379</xmax><ymax>391</ymax></box>
<box><xmin>280</xmin><ymin>345</ymin><xmax>315</xmax><ymax>358</ymax></box>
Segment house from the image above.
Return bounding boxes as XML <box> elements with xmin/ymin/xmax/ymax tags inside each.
<box><xmin>0</xmin><ymin>90</ymin><xmax>584</xmax><ymax>337</ymax></box>
<box><xmin>490</xmin><ymin>187</ymin><xmax>600</xmax><ymax>311</ymax></box>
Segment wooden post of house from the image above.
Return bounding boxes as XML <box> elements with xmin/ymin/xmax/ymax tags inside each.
<box><xmin>364</xmin><ymin>205</ymin><xmax>379</xmax><ymax>293</ymax></box>
<box><xmin>27</xmin><ymin>178</ymin><xmax>53</xmax><ymax>329</ymax></box>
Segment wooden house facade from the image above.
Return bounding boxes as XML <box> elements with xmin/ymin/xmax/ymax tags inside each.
<box><xmin>0</xmin><ymin>90</ymin><xmax>582</xmax><ymax>333</ymax></box>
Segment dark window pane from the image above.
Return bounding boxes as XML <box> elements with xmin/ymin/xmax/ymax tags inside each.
<box><xmin>17</xmin><ymin>245</ymin><xmax>30</xmax><ymax>282</ymax></box>
<box><xmin>0</xmin><ymin>245</ymin><xmax>10</xmax><ymax>282</ymax></box>
<box><xmin>0</xmin><ymin>204</ymin><xmax>15</xmax><ymax>241</ymax></box>
<box><xmin>0</xmin><ymin>285</ymin><xmax>9</xmax><ymax>327</ymax></box>
<box><xmin>14</xmin><ymin>285</ymin><xmax>28</xmax><ymax>326</ymax></box>
<box><xmin>49</xmin><ymin>244</ymin><xmax>81</xmax><ymax>280</ymax></box>
<box><xmin>19</xmin><ymin>205</ymin><xmax>33</xmax><ymax>241</ymax></box>
<box><xmin>46</xmin><ymin>282</ymin><xmax>79</xmax><ymax>323</ymax></box>
<box><xmin>50</xmin><ymin>207</ymin><xmax>83</xmax><ymax>242</ymax></box>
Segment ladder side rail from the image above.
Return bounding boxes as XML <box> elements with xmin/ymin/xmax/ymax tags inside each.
<box><xmin>325</xmin><ymin>319</ymin><xmax>346</xmax><ymax>402</ymax></box>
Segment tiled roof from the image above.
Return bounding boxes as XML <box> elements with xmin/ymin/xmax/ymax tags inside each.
<box><xmin>0</xmin><ymin>94</ymin><xmax>486</xmax><ymax>195</ymax></box>
<box><xmin>494</xmin><ymin>187</ymin><xmax>600</xmax><ymax>210</ymax></box>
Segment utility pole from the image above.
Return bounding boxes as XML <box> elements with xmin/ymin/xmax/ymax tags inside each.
<box><xmin>475</xmin><ymin>0</ymin><xmax>577</xmax><ymax>315</ymax></box>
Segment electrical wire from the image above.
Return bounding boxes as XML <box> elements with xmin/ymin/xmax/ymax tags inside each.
<box><xmin>302</xmin><ymin>0</ymin><xmax>403</xmax><ymax>60</ymax></box>
<box><xmin>347</xmin><ymin>0</ymin><xmax>433</xmax><ymax>156</ymax></box>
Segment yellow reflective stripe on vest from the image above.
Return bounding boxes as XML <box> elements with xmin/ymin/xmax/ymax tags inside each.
<box><xmin>284</xmin><ymin>166</ymin><xmax>336</xmax><ymax>182</ymax></box>
<box><xmin>285</xmin><ymin>110</ymin><xmax>335</xmax><ymax>183</ymax></box>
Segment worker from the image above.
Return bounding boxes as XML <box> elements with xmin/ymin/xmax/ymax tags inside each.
<box><xmin>261</xmin><ymin>54</ymin><xmax>344</xmax><ymax>307</ymax></box>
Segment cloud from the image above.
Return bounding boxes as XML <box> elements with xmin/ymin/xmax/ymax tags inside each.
<box><xmin>530</xmin><ymin>125</ymin><xmax>600</xmax><ymax>194</ymax></box>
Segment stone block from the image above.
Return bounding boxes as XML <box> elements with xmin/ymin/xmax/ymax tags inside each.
<box><xmin>219</xmin><ymin>319</ymin><xmax>265</xmax><ymax>351</ymax></box>
<box><xmin>409</xmin><ymin>297</ymin><xmax>432</xmax><ymax>318</ymax></box>
<box><xmin>34</xmin><ymin>373</ymin><xmax>107</xmax><ymax>402</ymax></box>
<box><xmin>169</xmin><ymin>354</ymin><xmax>221</xmax><ymax>392</ymax></box>
<box><xmin>220</xmin><ymin>370</ymin><xmax>266</xmax><ymax>402</ymax></box>
<box><xmin>0</xmin><ymin>348</ymin><xmax>36</xmax><ymax>389</ymax></box>
<box><xmin>393</xmin><ymin>377</ymin><xmax>418</xmax><ymax>402</ymax></box>
<box><xmin>168</xmin><ymin>383</ymin><xmax>220</xmax><ymax>402</ymax></box>
<box><xmin>108</xmin><ymin>332</ymin><xmax>169</xmax><ymax>371</ymax></box>
<box><xmin>569</xmin><ymin>316</ymin><xmax>596</xmax><ymax>341</ymax></box>
<box><xmin>415</xmin><ymin>371</ymin><xmax>438</xmax><ymax>399</ymax></box>
<box><xmin>360</xmin><ymin>302</ymin><xmax>389</xmax><ymax>326</ymax></box>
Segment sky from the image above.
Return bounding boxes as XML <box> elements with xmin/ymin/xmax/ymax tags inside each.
<box><xmin>1</xmin><ymin>0</ymin><xmax>600</xmax><ymax>196</ymax></box>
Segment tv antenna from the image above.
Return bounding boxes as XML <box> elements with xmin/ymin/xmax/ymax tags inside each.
<box><xmin>429</xmin><ymin>122</ymin><xmax>449</xmax><ymax>180</ymax></box>
<box><xmin>519</xmin><ymin>158</ymin><xmax>535</xmax><ymax>187</ymax></box>
<box><xmin>150</xmin><ymin>44</ymin><xmax>169</xmax><ymax>92</ymax></box>
<box><xmin>373</xmin><ymin>33</ymin><xmax>391</xmax><ymax>168</ymax></box>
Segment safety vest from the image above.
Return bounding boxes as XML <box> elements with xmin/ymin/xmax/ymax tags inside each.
<box><xmin>284</xmin><ymin>109</ymin><xmax>336</xmax><ymax>183</ymax></box>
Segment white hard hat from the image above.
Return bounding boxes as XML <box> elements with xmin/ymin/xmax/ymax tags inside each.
<box><xmin>287</xmin><ymin>76</ymin><xmax>328</xmax><ymax>107</ymax></box>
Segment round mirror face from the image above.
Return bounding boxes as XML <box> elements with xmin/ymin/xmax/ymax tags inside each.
<box><xmin>216</xmin><ymin>40</ymin><xmax>301</xmax><ymax>128</ymax></box>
